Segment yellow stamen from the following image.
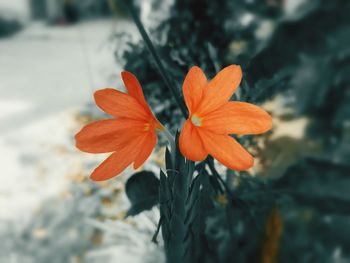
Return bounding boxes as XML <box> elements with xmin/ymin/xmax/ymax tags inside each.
<box><xmin>144</xmin><ymin>123</ymin><xmax>150</xmax><ymax>131</ymax></box>
<box><xmin>191</xmin><ymin>115</ymin><xmax>203</xmax><ymax>127</ymax></box>
<box><xmin>144</xmin><ymin>120</ymin><xmax>165</xmax><ymax>132</ymax></box>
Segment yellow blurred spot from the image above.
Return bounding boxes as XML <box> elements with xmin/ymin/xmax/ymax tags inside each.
<box><xmin>216</xmin><ymin>194</ymin><xmax>228</xmax><ymax>206</ymax></box>
<box><xmin>32</xmin><ymin>228</ymin><xmax>48</xmax><ymax>239</ymax></box>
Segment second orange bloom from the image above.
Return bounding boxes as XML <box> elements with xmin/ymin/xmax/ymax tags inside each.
<box><xmin>179</xmin><ymin>65</ymin><xmax>272</xmax><ymax>171</ymax></box>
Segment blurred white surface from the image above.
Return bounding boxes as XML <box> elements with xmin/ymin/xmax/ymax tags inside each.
<box><xmin>0</xmin><ymin>0</ymin><xmax>30</xmax><ymax>21</ymax></box>
<box><xmin>0</xmin><ymin>20</ymin><xmax>126</xmax><ymax>132</ymax></box>
<box><xmin>0</xmin><ymin>18</ymin><xmax>135</xmax><ymax>219</ymax></box>
<box><xmin>0</xmin><ymin>13</ymin><xmax>165</xmax><ymax>263</ymax></box>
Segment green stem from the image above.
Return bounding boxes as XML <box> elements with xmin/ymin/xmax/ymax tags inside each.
<box><xmin>160</xmin><ymin>126</ymin><xmax>176</xmax><ymax>165</ymax></box>
<box><xmin>121</xmin><ymin>0</ymin><xmax>188</xmax><ymax>118</ymax></box>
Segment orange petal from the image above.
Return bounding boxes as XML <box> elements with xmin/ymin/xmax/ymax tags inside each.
<box><xmin>90</xmin><ymin>152</ymin><xmax>133</xmax><ymax>181</ymax></box>
<box><xmin>94</xmin><ymin>88</ymin><xmax>149</xmax><ymax>120</ymax></box>
<box><xmin>197</xmin><ymin>65</ymin><xmax>242</xmax><ymax>115</ymax></box>
<box><xmin>179</xmin><ymin>120</ymin><xmax>207</xmax><ymax>161</ymax></box>
<box><xmin>133</xmin><ymin>129</ymin><xmax>157</xmax><ymax>169</ymax></box>
<box><xmin>182</xmin><ymin>66</ymin><xmax>207</xmax><ymax>114</ymax></box>
<box><xmin>198</xmin><ymin>129</ymin><xmax>253</xmax><ymax>171</ymax></box>
<box><xmin>90</xmin><ymin>132</ymin><xmax>148</xmax><ymax>181</ymax></box>
<box><xmin>75</xmin><ymin>119</ymin><xmax>146</xmax><ymax>153</ymax></box>
<box><xmin>121</xmin><ymin>71</ymin><xmax>153</xmax><ymax>116</ymax></box>
<box><xmin>202</xmin><ymin>101</ymin><xmax>272</xmax><ymax>135</ymax></box>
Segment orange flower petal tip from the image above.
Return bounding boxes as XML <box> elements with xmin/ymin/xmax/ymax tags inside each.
<box><xmin>179</xmin><ymin>65</ymin><xmax>272</xmax><ymax>171</ymax></box>
<box><xmin>75</xmin><ymin>71</ymin><xmax>162</xmax><ymax>181</ymax></box>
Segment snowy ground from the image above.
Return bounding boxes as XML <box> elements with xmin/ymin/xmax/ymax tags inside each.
<box><xmin>0</xmin><ymin>18</ymin><xmax>135</xmax><ymax>132</ymax></box>
<box><xmin>0</xmin><ymin>18</ymin><xmax>129</xmax><ymax>220</ymax></box>
<box><xmin>0</xmin><ymin>18</ymin><xmax>165</xmax><ymax>263</ymax></box>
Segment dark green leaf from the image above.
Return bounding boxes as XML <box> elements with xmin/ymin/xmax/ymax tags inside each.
<box><xmin>125</xmin><ymin>171</ymin><xmax>159</xmax><ymax>216</ymax></box>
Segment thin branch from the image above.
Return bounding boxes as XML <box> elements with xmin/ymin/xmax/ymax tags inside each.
<box><xmin>121</xmin><ymin>0</ymin><xmax>188</xmax><ymax>117</ymax></box>
<box><xmin>206</xmin><ymin>157</ymin><xmax>233</xmax><ymax>196</ymax></box>
<box><xmin>151</xmin><ymin>216</ymin><xmax>163</xmax><ymax>244</ymax></box>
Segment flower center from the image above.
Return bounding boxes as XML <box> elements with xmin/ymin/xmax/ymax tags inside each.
<box><xmin>191</xmin><ymin>115</ymin><xmax>203</xmax><ymax>127</ymax></box>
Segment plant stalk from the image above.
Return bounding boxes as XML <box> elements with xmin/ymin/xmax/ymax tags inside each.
<box><xmin>120</xmin><ymin>0</ymin><xmax>188</xmax><ymax>118</ymax></box>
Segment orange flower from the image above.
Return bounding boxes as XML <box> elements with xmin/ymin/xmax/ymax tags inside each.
<box><xmin>75</xmin><ymin>71</ymin><xmax>163</xmax><ymax>181</ymax></box>
<box><xmin>179</xmin><ymin>65</ymin><xmax>272</xmax><ymax>171</ymax></box>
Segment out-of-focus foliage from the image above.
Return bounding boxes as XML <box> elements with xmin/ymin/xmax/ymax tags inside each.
<box><xmin>273</xmin><ymin>158</ymin><xmax>350</xmax><ymax>215</ymax></box>
<box><xmin>119</xmin><ymin>0</ymin><xmax>350</xmax><ymax>262</ymax></box>
<box><xmin>275</xmin><ymin>158</ymin><xmax>350</xmax><ymax>262</ymax></box>
<box><xmin>0</xmin><ymin>12</ymin><xmax>22</xmax><ymax>37</ymax></box>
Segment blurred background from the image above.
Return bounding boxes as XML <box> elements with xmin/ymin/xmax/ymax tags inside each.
<box><xmin>0</xmin><ymin>0</ymin><xmax>349</xmax><ymax>262</ymax></box>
